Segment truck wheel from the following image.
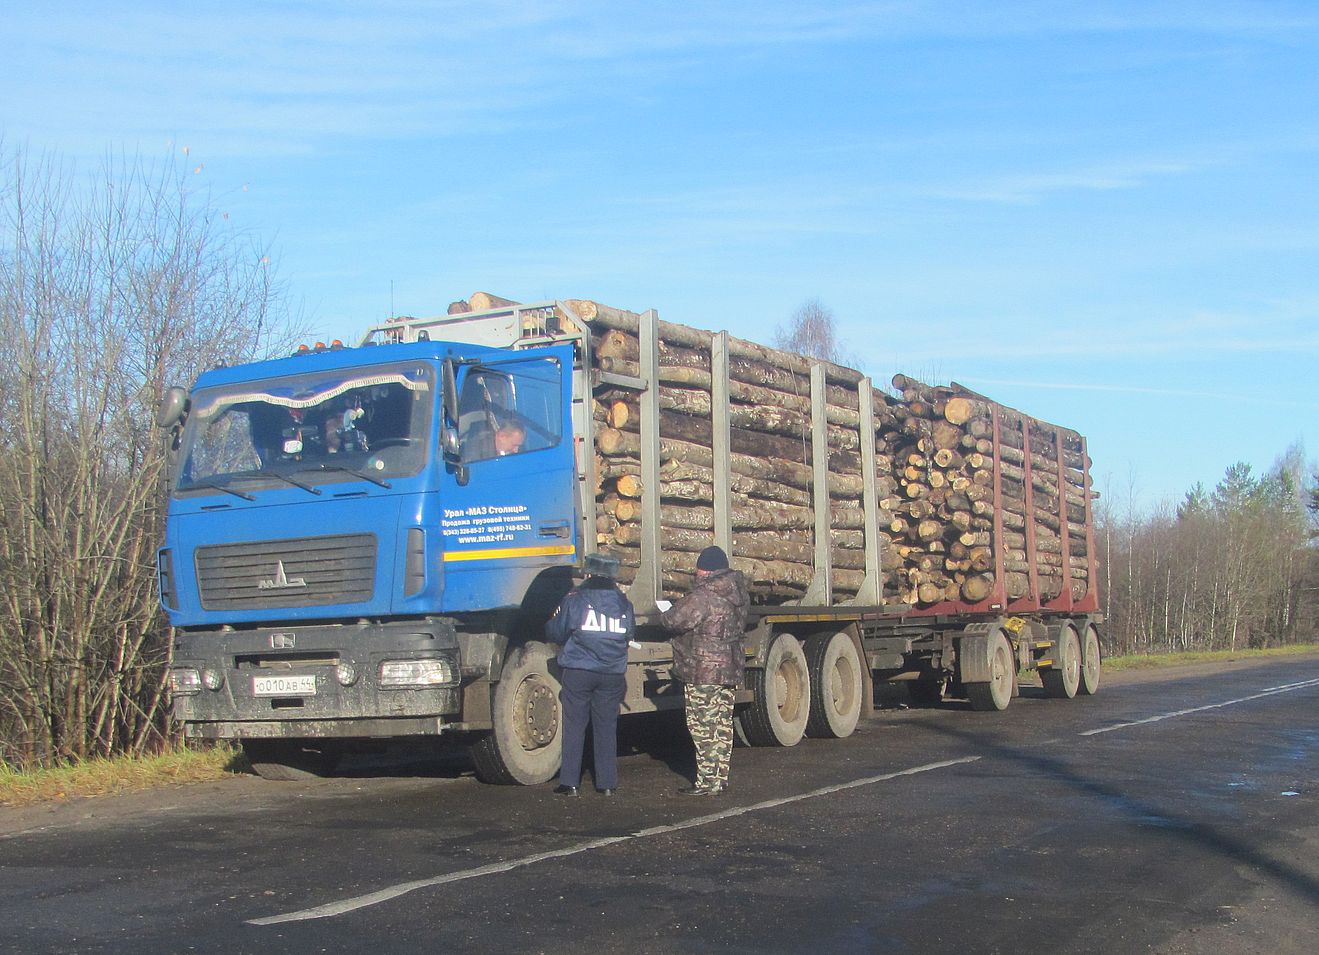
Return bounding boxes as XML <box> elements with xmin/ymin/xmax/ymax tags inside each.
<box><xmin>740</xmin><ymin>633</ymin><xmax>810</xmax><ymax>747</ymax></box>
<box><xmin>241</xmin><ymin>739</ymin><xmax>340</xmax><ymax>781</ymax></box>
<box><xmin>470</xmin><ymin>642</ymin><xmax>562</xmax><ymax>785</ymax></box>
<box><xmin>1041</xmin><ymin>624</ymin><xmax>1081</xmax><ymax>699</ymax></box>
<box><xmin>966</xmin><ymin>631</ymin><xmax>1014</xmax><ymax>712</ymax></box>
<box><xmin>1078</xmin><ymin>624</ymin><xmax>1102</xmax><ymax>696</ymax></box>
<box><xmin>805</xmin><ymin>631</ymin><xmax>863</xmax><ymax>739</ymax></box>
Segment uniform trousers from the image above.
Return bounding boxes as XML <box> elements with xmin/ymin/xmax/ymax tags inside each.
<box><xmin>558</xmin><ymin>667</ymin><xmax>628</xmax><ymax>790</ymax></box>
<box><xmin>684</xmin><ymin>683</ymin><xmax>735</xmax><ymax>791</ymax></box>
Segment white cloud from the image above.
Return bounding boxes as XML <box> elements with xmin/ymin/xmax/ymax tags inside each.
<box><xmin>930</xmin><ymin>159</ymin><xmax>1201</xmax><ymax>204</ymax></box>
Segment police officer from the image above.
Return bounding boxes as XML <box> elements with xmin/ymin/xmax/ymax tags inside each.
<box><xmin>546</xmin><ymin>552</ymin><xmax>635</xmax><ymax>796</ymax></box>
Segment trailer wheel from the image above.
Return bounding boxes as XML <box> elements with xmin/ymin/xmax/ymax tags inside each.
<box><xmin>805</xmin><ymin>631</ymin><xmax>863</xmax><ymax>739</ymax></box>
<box><xmin>1078</xmin><ymin>624</ymin><xmax>1102</xmax><ymax>696</ymax></box>
<box><xmin>241</xmin><ymin>739</ymin><xmax>341</xmax><ymax>781</ymax></box>
<box><xmin>739</xmin><ymin>633</ymin><xmax>810</xmax><ymax>747</ymax></box>
<box><xmin>470</xmin><ymin>642</ymin><xmax>562</xmax><ymax>785</ymax></box>
<box><xmin>1041</xmin><ymin>624</ymin><xmax>1081</xmax><ymax>699</ymax></box>
<box><xmin>966</xmin><ymin>631</ymin><xmax>1014</xmax><ymax>712</ymax></box>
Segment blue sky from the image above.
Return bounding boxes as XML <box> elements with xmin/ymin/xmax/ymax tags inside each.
<box><xmin>4</xmin><ymin>1</ymin><xmax>1316</xmax><ymax>511</ymax></box>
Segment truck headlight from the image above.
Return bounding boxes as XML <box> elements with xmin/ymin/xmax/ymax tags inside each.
<box><xmin>336</xmin><ymin>662</ymin><xmax>359</xmax><ymax>687</ymax></box>
<box><xmin>202</xmin><ymin>668</ymin><xmax>225</xmax><ymax>691</ymax></box>
<box><xmin>170</xmin><ymin>668</ymin><xmax>202</xmax><ymax>696</ymax></box>
<box><xmin>378</xmin><ymin>658</ymin><xmax>457</xmax><ymax>688</ymax></box>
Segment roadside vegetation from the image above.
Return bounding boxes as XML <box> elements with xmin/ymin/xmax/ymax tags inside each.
<box><xmin>1102</xmin><ymin>643</ymin><xmax>1319</xmax><ymax>672</ymax></box>
<box><xmin>1097</xmin><ymin>455</ymin><xmax>1318</xmax><ymax>656</ymax></box>
<box><xmin>0</xmin><ymin>742</ymin><xmax>240</xmax><ymax>808</ymax></box>
<box><xmin>0</xmin><ymin>144</ymin><xmax>301</xmax><ymax>773</ymax></box>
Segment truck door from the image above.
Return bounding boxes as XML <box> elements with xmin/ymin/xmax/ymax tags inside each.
<box><xmin>438</xmin><ymin>345</ymin><xmax>577</xmax><ymax>612</ymax></box>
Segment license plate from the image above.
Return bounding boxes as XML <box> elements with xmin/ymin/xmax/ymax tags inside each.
<box><xmin>252</xmin><ymin>674</ymin><xmax>317</xmax><ymax>697</ymax></box>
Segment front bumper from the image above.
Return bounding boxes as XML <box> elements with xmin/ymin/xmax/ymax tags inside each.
<box><xmin>172</xmin><ymin>618</ymin><xmax>462</xmax><ymax>733</ymax></box>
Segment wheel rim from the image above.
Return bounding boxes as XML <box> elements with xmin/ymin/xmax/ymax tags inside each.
<box><xmin>511</xmin><ymin>675</ymin><xmax>559</xmax><ymax>751</ymax></box>
<box><xmin>830</xmin><ymin>655</ymin><xmax>856</xmax><ymax>714</ymax></box>
<box><xmin>776</xmin><ymin>657</ymin><xmax>805</xmax><ymax>723</ymax></box>
<box><xmin>990</xmin><ymin>641</ymin><xmax>1012</xmax><ymax>706</ymax></box>
<box><xmin>1063</xmin><ymin>629</ymin><xmax>1081</xmax><ymax>694</ymax></box>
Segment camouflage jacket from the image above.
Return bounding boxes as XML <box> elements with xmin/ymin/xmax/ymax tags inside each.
<box><xmin>661</xmin><ymin>568</ymin><xmax>750</xmax><ymax>686</ymax></box>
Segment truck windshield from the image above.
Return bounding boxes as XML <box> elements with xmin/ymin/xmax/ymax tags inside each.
<box><xmin>177</xmin><ymin>363</ymin><xmax>434</xmax><ymax>493</ymax></box>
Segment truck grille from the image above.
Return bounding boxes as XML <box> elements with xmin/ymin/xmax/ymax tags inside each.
<box><xmin>195</xmin><ymin>534</ymin><xmax>377</xmax><ymax>610</ymax></box>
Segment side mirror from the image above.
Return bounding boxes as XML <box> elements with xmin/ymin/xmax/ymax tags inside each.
<box><xmin>156</xmin><ymin>386</ymin><xmax>189</xmax><ymax>428</ymax></box>
<box><xmin>441</xmin><ymin>424</ymin><xmax>461</xmax><ymax>461</ymax></box>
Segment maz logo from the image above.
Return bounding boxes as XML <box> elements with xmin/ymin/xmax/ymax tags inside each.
<box><xmin>258</xmin><ymin>561</ymin><xmax>307</xmax><ymax>591</ymax></box>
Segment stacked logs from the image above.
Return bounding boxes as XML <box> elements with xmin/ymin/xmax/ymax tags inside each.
<box><xmin>573</xmin><ymin>298</ymin><xmax>904</xmax><ymax>602</ymax></box>
<box><xmin>449</xmin><ymin>294</ymin><xmax>1097</xmax><ymax>607</ymax></box>
<box><xmin>886</xmin><ymin>375</ymin><xmax>1095</xmax><ymax>606</ymax></box>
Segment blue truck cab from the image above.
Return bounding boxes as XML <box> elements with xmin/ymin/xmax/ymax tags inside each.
<box><xmin>159</xmin><ymin>304</ymin><xmax>591</xmax><ymax>781</ymax></box>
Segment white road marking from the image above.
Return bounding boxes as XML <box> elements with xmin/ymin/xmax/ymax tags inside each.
<box><xmin>1079</xmin><ymin>676</ymin><xmax>1319</xmax><ymax>737</ymax></box>
<box><xmin>247</xmin><ymin>755</ymin><xmax>982</xmax><ymax>926</ymax></box>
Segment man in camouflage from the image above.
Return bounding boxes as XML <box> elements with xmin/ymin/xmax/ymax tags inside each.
<box><xmin>661</xmin><ymin>545</ymin><xmax>750</xmax><ymax>795</ymax></box>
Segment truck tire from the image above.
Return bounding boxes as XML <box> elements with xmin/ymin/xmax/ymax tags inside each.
<box><xmin>805</xmin><ymin>631</ymin><xmax>864</xmax><ymax>739</ymax></box>
<box><xmin>739</xmin><ymin>633</ymin><xmax>810</xmax><ymax>747</ymax></box>
<box><xmin>1041</xmin><ymin>623</ymin><xmax>1081</xmax><ymax>699</ymax></box>
<box><xmin>966</xmin><ymin>631</ymin><xmax>1014</xmax><ymax>712</ymax></box>
<box><xmin>470</xmin><ymin>642</ymin><xmax>562</xmax><ymax>785</ymax></box>
<box><xmin>1078</xmin><ymin>623</ymin><xmax>1102</xmax><ymax>696</ymax></box>
<box><xmin>241</xmin><ymin>739</ymin><xmax>340</xmax><ymax>781</ymax></box>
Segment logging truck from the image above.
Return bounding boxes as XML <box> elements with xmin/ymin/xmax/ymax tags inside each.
<box><xmin>157</xmin><ymin>295</ymin><xmax>1102</xmax><ymax>782</ymax></box>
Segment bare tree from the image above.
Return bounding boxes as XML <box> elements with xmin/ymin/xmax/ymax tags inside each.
<box><xmin>773</xmin><ymin>298</ymin><xmax>856</xmax><ymax>366</ymax></box>
<box><xmin>0</xmin><ymin>145</ymin><xmax>302</xmax><ymax>768</ymax></box>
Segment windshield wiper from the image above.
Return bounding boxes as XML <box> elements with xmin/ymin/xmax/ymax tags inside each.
<box><xmin>227</xmin><ymin>469</ymin><xmax>323</xmax><ymax>496</ymax></box>
<box><xmin>301</xmin><ymin>463</ymin><xmax>392</xmax><ymax>489</ymax></box>
<box><xmin>189</xmin><ymin>481</ymin><xmax>255</xmax><ymax>501</ymax></box>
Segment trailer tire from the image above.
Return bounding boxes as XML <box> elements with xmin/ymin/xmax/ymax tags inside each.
<box><xmin>1041</xmin><ymin>624</ymin><xmax>1081</xmax><ymax>699</ymax></box>
<box><xmin>805</xmin><ymin>631</ymin><xmax>864</xmax><ymax>739</ymax></box>
<box><xmin>966</xmin><ymin>631</ymin><xmax>1015</xmax><ymax>712</ymax></box>
<box><xmin>1078</xmin><ymin>624</ymin><xmax>1102</xmax><ymax>696</ymax></box>
<box><xmin>470</xmin><ymin>642</ymin><xmax>562</xmax><ymax>785</ymax></box>
<box><xmin>739</xmin><ymin>633</ymin><xmax>810</xmax><ymax>747</ymax></box>
<box><xmin>241</xmin><ymin>739</ymin><xmax>340</xmax><ymax>781</ymax></box>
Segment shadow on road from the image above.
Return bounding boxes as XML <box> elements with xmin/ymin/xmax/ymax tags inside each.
<box><xmin>923</xmin><ymin>720</ymin><xmax>1319</xmax><ymax>907</ymax></box>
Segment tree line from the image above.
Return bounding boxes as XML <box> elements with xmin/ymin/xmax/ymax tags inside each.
<box><xmin>0</xmin><ymin>146</ymin><xmax>298</xmax><ymax>769</ymax></box>
<box><xmin>1096</xmin><ymin>450</ymin><xmax>1319</xmax><ymax>655</ymax></box>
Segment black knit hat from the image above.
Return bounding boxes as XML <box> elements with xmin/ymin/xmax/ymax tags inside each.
<box><xmin>696</xmin><ymin>545</ymin><xmax>729</xmax><ymax>571</ymax></box>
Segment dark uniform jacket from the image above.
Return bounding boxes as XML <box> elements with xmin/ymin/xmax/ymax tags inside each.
<box><xmin>545</xmin><ymin>580</ymin><xmax>635</xmax><ymax>674</ymax></box>
<box><xmin>661</xmin><ymin>568</ymin><xmax>750</xmax><ymax>686</ymax></box>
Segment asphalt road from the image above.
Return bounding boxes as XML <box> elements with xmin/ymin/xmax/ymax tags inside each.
<box><xmin>3</xmin><ymin>655</ymin><xmax>1317</xmax><ymax>954</ymax></box>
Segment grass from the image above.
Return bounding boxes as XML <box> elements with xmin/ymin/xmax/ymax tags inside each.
<box><xmin>1103</xmin><ymin>642</ymin><xmax>1319</xmax><ymax>672</ymax></box>
<box><xmin>0</xmin><ymin>742</ymin><xmax>242</xmax><ymax>809</ymax></box>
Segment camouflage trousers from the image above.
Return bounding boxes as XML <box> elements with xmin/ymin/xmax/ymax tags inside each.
<box><xmin>684</xmin><ymin>683</ymin><xmax>735</xmax><ymax>791</ymax></box>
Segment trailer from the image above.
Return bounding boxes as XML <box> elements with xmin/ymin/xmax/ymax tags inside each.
<box><xmin>158</xmin><ymin>297</ymin><xmax>1102</xmax><ymax>782</ymax></box>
